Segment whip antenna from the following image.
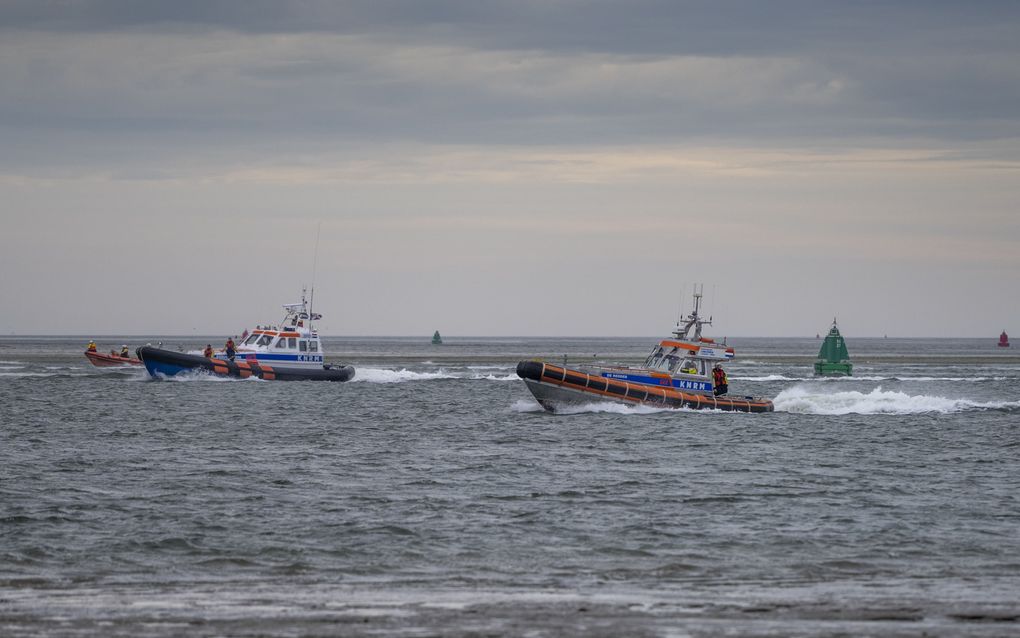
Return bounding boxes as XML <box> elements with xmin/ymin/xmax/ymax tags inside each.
<box><xmin>677</xmin><ymin>285</ymin><xmax>686</xmax><ymax>328</ymax></box>
<box><xmin>309</xmin><ymin>220</ymin><xmax>322</xmax><ymax>330</ymax></box>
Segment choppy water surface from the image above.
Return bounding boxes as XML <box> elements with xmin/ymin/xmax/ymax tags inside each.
<box><xmin>2</xmin><ymin>336</ymin><xmax>1019</xmax><ymax>637</ymax></box>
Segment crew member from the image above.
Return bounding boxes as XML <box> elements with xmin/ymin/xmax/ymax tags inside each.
<box><xmin>203</xmin><ymin>344</ymin><xmax>214</xmax><ymax>358</ymax></box>
<box><xmin>224</xmin><ymin>337</ymin><xmax>236</xmax><ymax>361</ymax></box>
<box><xmin>87</xmin><ymin>340</ymin><xmax>97</xmax><ymax>352</ymax></box>
<box><xmin>712</xmin><ymin>364</ymin><xmax>728</xmax><ymax>396</ymax></box>
<box><xmin>120</xmin><ymin>345</ymin><xmax>130</xmax><ymax>358</ymax></box>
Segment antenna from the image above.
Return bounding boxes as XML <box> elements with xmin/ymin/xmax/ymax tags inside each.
<box><xmin>677</xmin><ymin>285</ymin><xmax>686</xmax><ymax>328</ymax></box>
<box><xmin>676</xmin><ymin>285</ymin><xmax>685</xmax><ymax>328</ymax></box>
<box><xmin>308</xmin><ymin>221</ymin><xmax>322</xmax><ymax>331</ymax></box>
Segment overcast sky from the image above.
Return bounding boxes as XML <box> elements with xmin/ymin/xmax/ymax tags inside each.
<box><xmin>2</xmin><ymin>0</ymin><xmax>1018</xmax><ymax>337</ymax></box>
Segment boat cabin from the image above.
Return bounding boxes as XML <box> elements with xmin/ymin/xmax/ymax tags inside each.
<box><xmin>643</xmin><ymin>339</ymin><xmax>733</xmax><ymax>377</ymax></box>
<box><xmin>233</xmin><ymin>293</ymin><xmax>325</xmax><ymax>367</ymax></box>
<box><xmin>240</xmin><ymin>329</ymin><xmax>321</xmax><ymax>358</ymax></box>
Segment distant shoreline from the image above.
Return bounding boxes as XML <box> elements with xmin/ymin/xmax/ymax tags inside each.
<box><xmin>0</xmin><ymin>335</ymin><xmax>1013</xmax><ymax>341</ymax></box>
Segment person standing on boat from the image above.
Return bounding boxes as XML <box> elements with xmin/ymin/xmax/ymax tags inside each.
<box><xmin>224</xmin><ymin>337</ymin><xmax>236</xmax><ymax>361</ymax></box>
<box><xmin>87</xmin><ymin>340</ymin><xmax>97</xmax><ymax>352</ymax></box>
<box><xmin>119</xmin><ymin>345</ymin><xmax>130</xmax><ymax>358</ymax></box>
<box><xmin>203</xmin><ymin>344</ymin><xmax>214</xmax><ymax>358</ymax></box>
<box><xmin>713</xmin><ymin>364</ymin><xmax>728</xmax><ymax>396</ymax></box>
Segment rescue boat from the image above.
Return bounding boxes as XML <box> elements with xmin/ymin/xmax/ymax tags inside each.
<box><xmin>516</xmin><ymin>290</ymin><xmax>774</xmax><ymax>413</ymax></box>
<box><xmin>137</xmin><ymin>289</ymin><xmax>355</xmax><ymax>382</ymax></box>
<box><xmin>84</xmin><ymin>350</ymin><xmax>142</xmax><ymax>367</ymax></box>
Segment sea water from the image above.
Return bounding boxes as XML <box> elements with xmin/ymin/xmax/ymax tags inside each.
<box><xmin>1</xmin><ymin>336</ymin><xmax>1018</xmax><ymax>637</ymax></box>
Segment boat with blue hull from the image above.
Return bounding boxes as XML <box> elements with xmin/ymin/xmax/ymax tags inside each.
<box><xmin>137</xmin><ymin>346</ymin><xmax>354</xmax><ymax>381</ymax></box>
<box><xmin>516</xmin><ymin>289</ymin><xmax>773</xmax><ymax>413</ymax></box>
<box><xmin>137</xmin><ymin>290</ymin><xmax>355</xmax><ymax>382</ymax></box>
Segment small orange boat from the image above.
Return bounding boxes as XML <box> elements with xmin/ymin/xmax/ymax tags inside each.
<box><xmin>85</xmin><ymin>350</ymin><xmax>142</xmax><ymax>367</ymax></box>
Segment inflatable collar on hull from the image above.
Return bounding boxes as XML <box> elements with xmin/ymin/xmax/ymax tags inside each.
<box><xmin>136</xmin><ymin>346</ymin><xmax>354</xmax><ymax>382</ymax></box>
<box><xmin>515</xmin><ymin>360</ymin><xmax>773</xmax><ymax>413</ymax></box>
<box><xmin>84</xmin><ymin>350</ymin><xmax>142</xmax><ymax>367</ymax></box>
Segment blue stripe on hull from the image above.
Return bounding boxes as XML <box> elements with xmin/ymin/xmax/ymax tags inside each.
<box><xmin>239</xmin><ymin>353</ymin><xmax>323</xmax><ymax>363</ymax></box>
<box><xmin>601</xmin><ymin>372</ymin><xmax>712</xmax><ymax>393</ymax></box>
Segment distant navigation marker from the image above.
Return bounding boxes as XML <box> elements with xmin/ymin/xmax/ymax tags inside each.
<box><xmin>815</xmin><ymin>318</ymin><xmax>853</xmax><ymax>376</ymax></box>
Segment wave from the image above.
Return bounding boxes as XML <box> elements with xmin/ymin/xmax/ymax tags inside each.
<box><xmin>152</xmin><ymin>370</ymin><xmax>258</xmax><ymax>382</ymax></box>
<box><xmin>471</xmin><ymin>373</ymin><xmax>519</xmax><ymax>382</ymax></box>
<box><xmin>352</xmin><ymin>368</ymin><xmax>458</xmax><ymax>384</ymax></box>
<box><xmin>510</xmin><ymin>399</ymin><xmax>545</xmax><ymax>413</ymax></box>
<box><xmin>733</xmin><ymin>374</ymin><xmax>1010</xmax><ymax>382</ymax></box>
<box><xmin>352</xmin><ymin>368</ymin><xmax>518</xmax><ymax>383</ymax></box>
<box><xmin>510</xmin><ymin>398</ymin><xmax>679</xmax><ymax>415</ymax></box>
<box><xmin>891</xmin><ymin>376</ymin><xmax>1009</xmax><ymax>382</ymax></box>
<box><xmin>773</xmin><ymin>385</ymin><xmax>1020</xmax><ymax>415</ymax></box>
<box><xmin>0</xmin><ymin>365</ymin><xmax>25</xmax><ymax>371</ymax></box>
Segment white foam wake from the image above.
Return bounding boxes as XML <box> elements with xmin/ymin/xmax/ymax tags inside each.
<box><xmin>510</xmin><ymin>398</ymin><xmax>678</xmax><ymax>415</ymax></box>
<box><xmin>510</xmin><ymin>399</ymin><xmax>545</xmax><ymax>413</ymax></box>
<box><xmin>733</xmin><ymin>374</ymin><xmax>1010</xmax><ymax>382</ymax></box>
<box><xmin>773</xmin><ymin>385</ymin><xmax>1020</xmax><ymax>415</ymax></box>
<box><xmin>472</xmin><ymin>373</ymin><xmax>519</xmax><ymax>382</ymax></box>
<box><xmin>352</xmin><ymin>368</ymin><xmax>458</xmax><ymax>384</ymax></box>
<box><xmin>159</xmin><ymin>370</ymin><xmax>245</xmax><ymax>382</ymax></box>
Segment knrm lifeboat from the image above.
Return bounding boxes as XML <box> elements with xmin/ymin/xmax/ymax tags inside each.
<box><xmin>516</xmin><ymin>291</ymin><xmax>773</xmax><ymax>413</ymax></box>
<box><xmin>137</xmin><ymin>290</ymin><xmax>355</xmax><ymax>382</ymax></box>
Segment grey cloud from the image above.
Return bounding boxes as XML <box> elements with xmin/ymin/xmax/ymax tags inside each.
<box><xmin>1</xmin><ymin>1</ymin><xmax>1018</xmax><ymax>178</ymax></box>
<box><xmin>4</xmin><ymin>1</ymin><xmax>1020</xmax><ymax>57</ymax></box>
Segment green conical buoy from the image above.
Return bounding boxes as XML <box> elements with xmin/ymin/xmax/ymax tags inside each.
<box><xmin>814</xmin><ymin>319</ymin><xmax>852</xmax><ymax>376</ymax></box>
<box><xmin>432</xmin><ymin>330</ymin><xmax>442</xmax><ymax>345</ymax></box>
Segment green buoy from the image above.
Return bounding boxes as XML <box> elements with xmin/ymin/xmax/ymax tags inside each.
<box><xmin>431</xmin><ymin>330</ymin><xmax>443</xmax><ymax>345</ymax></box>
<box><xmin>814</xmin><ymin>318</ymin><xmax>852</xmax><ymax>376</ymax></box>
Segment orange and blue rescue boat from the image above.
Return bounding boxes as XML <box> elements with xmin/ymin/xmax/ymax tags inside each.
<box><xmin>137</xmin><ymin>289</ymin><xmax>354</xmax><ymax>382</ymax></box>
<box><xmin>516</xmin><ymin>291</ymin><xmax>773</xmax><ymax>413</ymax></box>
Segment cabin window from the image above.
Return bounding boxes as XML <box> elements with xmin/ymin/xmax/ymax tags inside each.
<box><xmin>676</xmin><ymin>358</ymin><xmax>700</xmax><ymax>375</ymax></box>
<box><xmin>257</xmin><ymin>334</ymin><xmax>273</xmax><ymax>346</ymax></box>
<box><xmin>308</xmin><ymin>340</ymin><xmax>318</xmax><ymax>352</ymax></box>
<box><xmin>644</xmin><ymin>346</ymin><xmax>665</xmax><ymax>368</ymax></box>
<box><xmin>655</xmin><ymin>347</ymin><xmax>679</xmax><ymax>371</ymax></box>
<box><xmin>288</xmin><ymin>337</ymin><xmax>296</xmax><ymax>348</ymax></box>
<box><xmin>243</xmin><ymin>334</ymin><xmax>259</xmax><ymax>345</ymax></box>
<box><xmin>299</xmin><ymin>340</ymin><xmax>308</xmax><ymax>352</ymax></box>
<box><xmin>275</xmin><ymin>337</ymin><xmax>288</xmax><ymax>349</ymax></box>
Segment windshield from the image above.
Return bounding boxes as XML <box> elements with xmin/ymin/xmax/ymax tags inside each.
<box><xmin>644</xmin><ymin>346</ymin><xmax>664</xmax><ymax>368</ymax></box>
